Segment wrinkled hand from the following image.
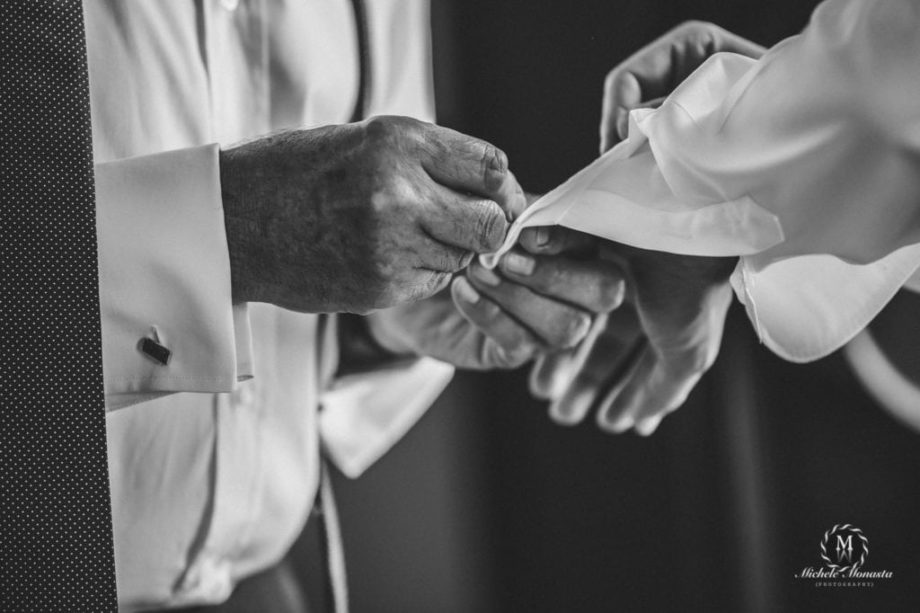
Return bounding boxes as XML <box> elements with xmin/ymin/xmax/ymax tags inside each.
<box><xmin>220</xmin><ymin>115</ymin><xmax>525</xmax><ymax>314</ymax></box>
<box><xmin>366</xmin><ymin>226</ymin><xmax>626</xmax><ymax>370</ymax></box>
<box><xmin>533</xmin><ymin>22</ymin><xmax>765</xmax><ymax>435</ymax></box>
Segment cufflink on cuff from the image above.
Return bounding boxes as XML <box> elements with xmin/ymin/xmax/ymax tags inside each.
<box><xmin>138</xmin><ymin>333</ymin><xmax>171</xmax><ymax>366</ymax></box>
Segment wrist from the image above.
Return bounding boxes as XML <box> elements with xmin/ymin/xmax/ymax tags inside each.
<box><xmin>220</xmin><ymin>147</ymin><xmax>264</xmax><ymax>305</ymax></box>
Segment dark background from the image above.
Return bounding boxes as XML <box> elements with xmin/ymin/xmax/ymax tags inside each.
<box><xmin>330</xmin><ymin>1</ymin><xmax>920</xmax><ymax>612</ymax></box>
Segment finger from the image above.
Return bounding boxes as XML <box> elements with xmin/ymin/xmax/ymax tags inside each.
<box><xmin>498</xmin><ymin>249</ymin><xmax>626</xmax><ymax>314</ymax></box>
<box><xmin>610</xmin><ymin>22</ymin><xmax>766</xmax><ymax>106</ymax></box>
<box><xmin>550</xmin><ymin>379</ymin><xmax>600</xmax><ymax>427</ymax></box>
<box><xmin>412</xmin><ymin>225</ymin><xmax>477</xmax><ymax>272</ymax></box>
<box><xmin>418</xmin><ymin>124</ymin><xmax>527</xmax><ymax>218</ymax></box>
<box><xmin>553</xmin><ymin>333</ymin><xmax>646</xmax><ymax>427</ymax></box>
<box><xmin>529</xmin><ymin>353</ymin><xmax>576</xmax><ymax>401</ymax></box>
<box><xmin>596</xmin><ymin>348</ymin><xmax>703</xmax><ymax>436</ymax></box>
<box><xmin>467</xmin><ymin>263</ymin><xmax>592</xmax><ymax>351</ymax></box>
<box><xmin>594</xmin><ymin>343</ymin><xmax>657</xmax><ymax>433</ymax></box>
<box><xmin>634</xmin><ymin>414</ymin><xmax>664</xmax><ymax>436</ymax></box>
<box><xmin>421</xmin><ymin>186</ymin><xmax>509</xmax><ymax>254</ymax></box>
<box><xmin>614</xmin><ymin>96</ymin><xmax>666</xmax><ymax>143</ymax></box>
<box><xmin>496</xmin><ymin>169</ymin><xmax>529</xmax><ymax>220</ymax></box>
<box><xmin>548</xmin><ymin>310</ymin><xmax>644</xmax><ymax>425</ymax></box>
<box><xmin>529</xmin><ymin>313</ymin><xmax>609</xmax><ymax>400</ymax></box>
<box><xmin>404</xmin><ymin>270</ymin><xmax>454</xmax><ymax>305</ymax></box>
<box><xmin>601</xmin><ymin>69</ymin><xmax>641</xmax><ymax>152</ymax></box>
<box><xmin>370</xmin><ymin>267</ymin><xmax>454</xmax><ymax>311</ymax></box>
<box><xmin>600</xmin><ymin>272</ymin><xmax>731</xmax><ymax>431</ymax></box>
<box><xmin>450</xmin><ymin>276</ymin><xmax>541</xmax><ymax>368</ymax></box>
<box><xmin>629</xmin><ymin>338</ymin><xmax>719</xmax><ymax>424</ymax></box>
<box><xmin>702</xmin><ymin>23</ymin><xmax>767</xmax><ymax>58</ymax></box>
<box><xmin>600</xmin><ymin>22</ymin><xmax>765</xmax><ymax>152</ymax></box>
<box><xmin>518</xmin><ymin>226</ymin><xmax>597</xmax><ymax>257</ymax></box>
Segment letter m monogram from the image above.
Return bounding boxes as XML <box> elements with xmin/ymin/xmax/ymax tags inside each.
<box><xmin>836</xmin><ymin>534</ymin><xmax>853</xmax><ymax>562</ymax></box>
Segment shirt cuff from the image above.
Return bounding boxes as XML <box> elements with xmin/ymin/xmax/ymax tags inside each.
<box><xmin>731</xmin><ymin>243</ymin><xmax>920</xmax><ymax>362</ymax></box>
<box><xmin>319</xmin><ymin>358</ymin><xmax>454</xmax><ymax>478</ymax></box>
<box><xmin>95</xmin><ymin>144</ymin><xmax>253</xmax><ymax>409</ymax></box>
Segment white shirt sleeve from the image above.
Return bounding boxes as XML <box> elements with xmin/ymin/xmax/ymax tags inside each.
<box><xmin>489</xmin><ymin>0</ymin><xmax>920</xmax><ymax>362</ymax></box>
<box><xmin>319</xmin><ymin>358</ymin><xmax>454</xmax><ymax>478</ymax></box>
<box><xmin>96</xmin><ymin>144</ymin><xmax>253</xmax><ymax>410</ymax></box>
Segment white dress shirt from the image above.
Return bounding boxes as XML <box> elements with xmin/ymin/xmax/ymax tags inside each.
<box><xmin>491</xmin><ymin>0</ymin><xmax>920</xmax><ymax>363</ymax></box>
<box><xmin>85</xmin><ymin>1</ymin><xmax>452</xmax><ymax>609</ymax></box>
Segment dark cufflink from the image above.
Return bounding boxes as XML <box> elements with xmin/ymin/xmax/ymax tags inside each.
<box><xmin>139</xmin><ymin>336</ymin><xmax>171</xmax><ymax>366</ymax></box>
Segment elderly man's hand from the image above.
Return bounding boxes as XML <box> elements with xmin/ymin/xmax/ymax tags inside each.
<box><xmin>220</xmin><ymin>115</ymin><xmax>525</xmax><ymax>314</ymax></box>
<box><xmin>531</xmin><ymin>22</ymin><xmax>765</xmax><ymax>435</ymax></box>
<box><xmin>365</xmin><ymin>227</ymin><xmax>626</xmax><ymax>370</ymax></box>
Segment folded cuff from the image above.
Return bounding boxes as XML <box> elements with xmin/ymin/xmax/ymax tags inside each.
<box><xmin>96</xmin><ymin>144</ymin><xmax>253</xmax><ymax>407</ymax></box>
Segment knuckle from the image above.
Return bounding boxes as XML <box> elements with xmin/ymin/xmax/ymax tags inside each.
<box><xmin>676</xmin><ymin>20</ymin><xmax>715</xmax><ymax>36</ymax></box>
<box><xmin>553</xmin><ymin>313</ymin><xmax>591</xmax><ymax>349</ymax></box>
<box><xmin>421</xmin><ymin>272</ymin><xmax>452</xmax><ymax>299</ymax></box>
<box><xmin>457</xmin><ymin>251</ymin><xmax>475</xmax><ymax>270</ymax></box>
<box><xmin>475</xmin><ymin>202</ymin><xmax>507</xmax><ymax>252</ymax></box>
<box><xmin>681</xmin><ymin>21</ymin><xmax>720</xmax><ymax>49</ymax></box>
<box><xmin>363</xmin><ymin>115</ymin><xmax>415</xmax><ymax>146</ymax></box>
<box><xmin>437</xmin><ymin>248</ymin><xmax>471</xmax><ymax>273</ymax></box>
<box><xmin>480</xmin><ymin>143</ymin><xmax>508</xmax><ymax>192</ymax></box>
<box><xmin>370</xmin><ymin>177</ymin><xmax>414</xmax><ymax>215</ymax></box>
<box><xmin>363</xmin><ymin>115</ymin><xmax>395</xmax><ymax>140</ymax></box>
<box><xmin>368</xmin><ymin>256</ymin><xmax>396</xmax><ymax>286</ymax></box>
<box><xmin>604</xmin><ymin>69</ymin><xmax>623</xmax><ymax>92</ymax></box>
<box><xmin>384</xmin><ymin>272</ymin><xmax>447</xmax><ymax>308</ymax></box>
<box><xmin>368</xmin><ymin>189</ymin><xmax>394</xmax><ymax>217</ymax></box>
<box><xmin>477</xmin><ymin>296</ymin><xmax>501</xmax><ymax>320</ymax></box>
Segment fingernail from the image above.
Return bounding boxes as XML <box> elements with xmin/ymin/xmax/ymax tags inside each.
<box><xmin>472</xmin><ymin>265</ymin><xmax>502</xmax><ymax>287</ymax></box>
<box><xmin>503</xmin><ymin>252</ymin><xmax>535</xmax><ymax>276</ymax></box>
<box><xmin>535</xmin><ymin>227</ymin><xmax>550</xmax><ymax>247</ymax></box>
<box><xmin>454</xmin><ymin>278</ymin><xmax>481</xmax><ymax>304</ymax></box>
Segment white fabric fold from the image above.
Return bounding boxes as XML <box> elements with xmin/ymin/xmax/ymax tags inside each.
<box><xmin>486</xmin><ymin>0</ymin><xmax>920</xmax><ymax>362</ymax></box>
<box><xmin>319</xmin><ymin>358</ymin><xmax>454</xmax><ymax>478</ymax></box>
<box><xmin>482</xmin><ymin>111</ymin><xmax>784</xmax><ymax>265</ymax></box>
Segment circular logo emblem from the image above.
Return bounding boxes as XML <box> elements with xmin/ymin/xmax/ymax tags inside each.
<box><xmin>819</xmin><ymin>524</ymin><xmax>868</xmax><ymax>572</ymax></box>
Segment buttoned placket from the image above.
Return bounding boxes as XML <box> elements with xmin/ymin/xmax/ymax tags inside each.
<box><xmin>174</xmin><ymin>0</ymin><xmax>271</xmax><ymax>601</ymax></box>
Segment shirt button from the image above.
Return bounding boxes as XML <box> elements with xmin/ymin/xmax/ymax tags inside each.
<box><xmin>220</xmin><ymin>0</ymin><xmax>239</xmax><ymax>11</ymax></box>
